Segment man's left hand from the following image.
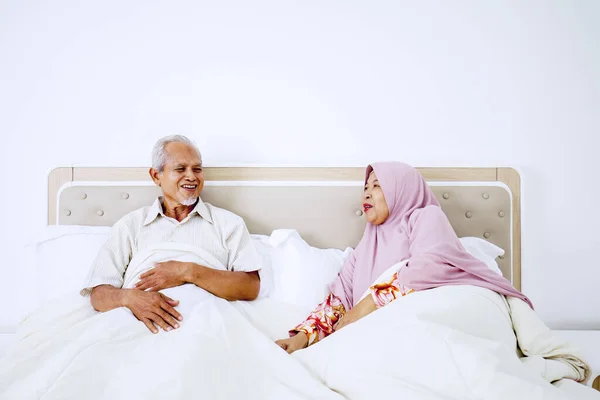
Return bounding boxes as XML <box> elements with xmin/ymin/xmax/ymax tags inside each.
<box><xmin>135</xmin><ymin>261</ymin><xmax>191</xmax><ymax>292</ymax></box>
<box><xmin>333</xmin><ymin>294</ymin><xmax>378</xmax><ymax>331</ymax></box>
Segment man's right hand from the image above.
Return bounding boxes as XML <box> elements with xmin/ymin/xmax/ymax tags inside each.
<box><xmin>275</xmin><ymin>332</ymin><xmax>309</xmax><ymax>354</ymax></box>
<box><xmin>123</xmin><ymin>290</ymin><xmax>183</xmax><ymax>334</ymax></box>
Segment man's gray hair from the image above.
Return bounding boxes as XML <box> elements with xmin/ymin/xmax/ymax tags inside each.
<box><xmin>151</xmin><ymin>135</ymin><xmax>202</xmax><ymax>172</ymax></box>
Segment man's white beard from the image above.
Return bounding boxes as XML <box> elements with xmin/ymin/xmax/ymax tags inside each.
<box><xmin>180</xmin><ymin>196</ymin><xmax>198</xmax><ymax>206</ymax></box>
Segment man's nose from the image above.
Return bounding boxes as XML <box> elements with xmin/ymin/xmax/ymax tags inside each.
<box><xmin>184</xmin><ymin>169</ymin><xmax>195</xmax><ymax>180</ymax></box>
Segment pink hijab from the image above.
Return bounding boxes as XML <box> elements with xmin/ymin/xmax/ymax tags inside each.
<box><xmin>329</xmin><ymin>162</ymin><xmax>532</xmax><ymax>310</ymax></box>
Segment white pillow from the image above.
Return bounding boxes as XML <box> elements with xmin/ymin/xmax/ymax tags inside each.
<box><xmin>257</xmin><ymin>230</ymin><xmax>352</xmax><ymax>309</ymax></box>
<box><xmin>250</xmin><ymin>234</ymin><xmax>275</xmax><ymax>298</ymax></box>
<box><xmin>30</xmin><ymin>228</ymin><xmax>276</xmax><ymax>307</ymax></box>
<box><xmin>252</xmin><ymin>232</ymin><xmax>503</xmax><ymax>310</ymax></box>
<box><xmin>32</xmin><ymin>225</ymin><xmax>111</xmax><ymax>305</ymax></box>
<box><xmin>459</xmin><ymin>237</ymin><xmax>504</xmax><ymax>276</ymax></box>
<box><xmin>26</xmin><ymin>227</ymin><xmax>502</xmax><ymax>318</ymax></box>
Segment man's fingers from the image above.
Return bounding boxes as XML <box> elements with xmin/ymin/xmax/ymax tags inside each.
<box><xmin>161</xmin><ymin>302</ymin><xmax>183</xmax><ymax>321</ymax></box>
<box><xmin>141</xmin><ymin>318</ymin><xmax>159</xmax><ymax>334</ymax></box>
<box><xmin>161</xmin><ymin>294</ymin><xmax>180</xmax><ymax>306</ymax></box>
<box><xmin>156</xmin><ymin>309</ymin><xmax>179</xmax><ymax>329</ymax></box>
<box><xmin>140</xmin><ymin>270</ymin><xmax>154</xmax><ymax>279</ymax></box>
<box><xmin>135</xmin><ymin>280</ymin><xmax>149</xmax><ymax>290</ymax></box>
<box><xmin>149</xmin><ymin>314</ymin><xmax>172</xmax><ymax>332</ymax></box>
<box><xmin>140</xmin><ymin>279</ymin><xmax>158</xmax><ymax>291</ymax></box>
<box><xmin>149</xmin><ymin>280</ymin><xmax>162</xmax><ymax>291</ymax></box>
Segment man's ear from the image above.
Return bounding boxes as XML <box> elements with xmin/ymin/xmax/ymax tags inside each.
<box><xmin>149</xmin><ymin>168</ymin><xmax>161</xmax><ymax>186</ymax></box>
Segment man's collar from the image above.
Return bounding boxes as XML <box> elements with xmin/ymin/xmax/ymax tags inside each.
<box><xmin>192</xmin><ymin>198</ymin><xmax>213</xmax><ymax>224</ymax></box>
<box><xmin>143</xmin><ymin>196</ymin><xmax>213</xmax><ymax>226</ymax></box>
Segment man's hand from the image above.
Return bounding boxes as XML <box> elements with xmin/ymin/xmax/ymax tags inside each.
<box><xmin>275</xmin><ymin>332</ymin><xmax>309</xmax><ymax>354</ymax></box>
<box><xmin>333</xmin><ymin>295</ymin><xmax>377</xmax><ymax>331</ymax></box>
<box><xmin>124</xmin><ymin>289</ymin><xmax>183</xmax><ymax>334</ymax></box>
<box><xmin>135</xmin><ymin>261</ymin><xmax>191</xmax><ymax>292</ymax></box>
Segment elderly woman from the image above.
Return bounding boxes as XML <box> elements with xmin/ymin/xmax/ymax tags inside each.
<box><xmin>276</xmin><ymin>162</ymin><xmax>531</xmax><ymax>353</ymax></box>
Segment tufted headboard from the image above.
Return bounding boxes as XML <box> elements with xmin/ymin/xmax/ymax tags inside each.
<box><xmin>48</xmin><ymin>167</ymin><xmax>521</xmax><ymax>289</ymax></box>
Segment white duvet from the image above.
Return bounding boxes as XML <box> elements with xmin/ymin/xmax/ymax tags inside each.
<box><xmin>294</xmin><ymin>280</ymin><xmax>597</xmax><ymax>400</ymax></box>
<box><xmin>0</xmin><ymin>243</ymin><xmax>341</xmax><ymax>400</ymax></box>
<box><xmin>1</xmin><ymin>246</ymin><xmax>598</xmax><ymax>400</ymax></box>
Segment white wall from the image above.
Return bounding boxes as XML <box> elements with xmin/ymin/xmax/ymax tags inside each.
<box><xmin>1</xmin><ymin>0</ymin><xmax>598</xmax><ymax>328</ymax></box>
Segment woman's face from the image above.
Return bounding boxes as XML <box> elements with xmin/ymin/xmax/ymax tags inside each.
<box><xmin>362</xmin><ymin>171</ymin><xmax>389</xmax><ymax>225</ymax></box>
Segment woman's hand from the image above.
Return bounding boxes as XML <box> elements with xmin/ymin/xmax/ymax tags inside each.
<box><xmin>333</xmin><ymin>294</ymin><xmax>377</xmax><ymax>331</ymax></box>
<box><xmin>135</xmin><ymin>261</ymin><xmax>192</xmax><ymax>292</ymax></box>
<box><xmin>275</xmin><ymin>332</ymin><xmax>309</xmax><ymax>354</ymax></box>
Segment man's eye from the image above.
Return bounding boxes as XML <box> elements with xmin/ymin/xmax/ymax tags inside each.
<box><xmin>175</xmin><ymin>168</ymin><xmax>184</xmax><ymax>172</ymax></box>
<box><xmin>193</xmin><ymin>168</ymin><xmax>202</xmax><ymax>172</ymax></box>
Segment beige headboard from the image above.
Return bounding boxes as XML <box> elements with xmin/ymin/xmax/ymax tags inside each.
<box><xmin>48</xmin><ymin>167</ymin><xmax>521</xmax><ymax>289</ymax></box>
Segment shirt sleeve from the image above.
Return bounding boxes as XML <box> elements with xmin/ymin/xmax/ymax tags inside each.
<box><xmin>226</xmin><ymin>218</ymin><xmax>262</xmax><ymax>273</ymax></box>
<box><xmin>289</xmin><ymin>292</ymin><xmax>347</xmax><ymax>346</ymax></box>
<box><xmin>79</xmin><ymin>220</ymin><xmax>133</xmax><ymax>297</ymax></box>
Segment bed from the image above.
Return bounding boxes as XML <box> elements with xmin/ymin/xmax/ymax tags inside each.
<box><xmin>0</xmin><ymin>166</ymin><xmax>598</xmax><ymax>399</ymax></box>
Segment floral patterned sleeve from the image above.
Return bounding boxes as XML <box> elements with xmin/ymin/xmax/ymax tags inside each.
<box><xmin>290</xmin><ymin>293</ymin><xmax>346</xmax><ymax>346</ymax></box>
<box><xmin>370</xmin><ymin>271</ymin><xmax>414</xmax><ymax>308</ymax></box>
<box><xmin>290</xmin><ymin>273</ymin><xmax>414</xmax><ymax>346</ymax></box>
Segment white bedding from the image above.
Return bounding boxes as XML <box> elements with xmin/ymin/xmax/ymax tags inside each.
<box><xmin>293</xmin><ymin>284</ymin><xmax>598</xmax><ymax>400</ymax></box>
<box><xmin>0</xmin><ymin>243</ymin><xmax>341</xmax><ymax>400</ymax></box>
<box><xmin>1</xmin><ymin>244</ymin><xmax>598</xmax><ymax>399</ymax></box>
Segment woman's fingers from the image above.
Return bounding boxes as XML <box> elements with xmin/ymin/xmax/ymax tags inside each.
<box><xmin>275</xmin><ymin>340</ymin><xmax>288</xmax><ymax>350</ymax></box>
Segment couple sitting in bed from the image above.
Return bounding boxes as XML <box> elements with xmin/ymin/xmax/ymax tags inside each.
<box><xmin>5</xmin><ymin>134</ymin><xmax>595</xmax><ymax>400</ymax></box>
<box><xmin>85</xmin><ymin>134</ymin><xmax>530</xmax><ymax>344</ymax></box>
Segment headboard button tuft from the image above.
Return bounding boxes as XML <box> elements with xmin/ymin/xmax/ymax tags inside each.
<box><xmin>498</xmin><ymin>211</ymin><xmax>505</xmax><ymax>218</ymax></box>
<box><xmin>80</xmin><ymin>193</ymin><xmax>87</xmax><ymax>200</ymax></box>
<box><xmin>442</xmin><ymin>192</ymin><xmax>450</xmax><ymax>200</ymax></box>
<box><xmin>122</xmin><ymin>192</ymin><xmax>130</xmax><ymax>199</ymax></box>
<box><xmin>356</xmin><ymin>210</ymin><xmax>363</xmax><ymax>216</ymax></box>
<box><xmin>483</xmin><ymin>232</ymin><xmax>491</xmax><ymax>239</ymax></box>
<box><xmin>465</xmin><ymin>211</ymin><xmax>472</xmax><ymax>218</ymax></box>
<box><xmin>97</xmin><ymin>210</ymin><xmax>104</xmax><ymax>216</ymax></box>
<box><xmin>482</xmin><ymin>193</ymin><xmax>490</xmax><ymax>200</ymax></box>
<box><xmin>65</xmin><ymin>209</ymin><xmax>71</xmax><ymax>216</ymax></box>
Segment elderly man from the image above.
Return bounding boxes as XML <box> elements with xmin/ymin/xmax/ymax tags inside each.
<box><xmin>0</xmin><ymin>134</ymin><xmax>343</xmax><ymax>400</ymax></box>
<box><xmin>81</xmin><ymin>135</ymin><xmax>262</xmax><ymax>334</ymax></box>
